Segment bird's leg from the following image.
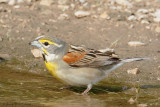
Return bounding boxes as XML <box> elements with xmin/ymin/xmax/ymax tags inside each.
<box><xmin>59</xmin><ymin>85</ymin><xmax>71</xmax><ymax>90</ymax></box>
<box><xmin>81</xmin><ymin>84</ymin><xmax>92</xmax><ymax>95</ymax></box>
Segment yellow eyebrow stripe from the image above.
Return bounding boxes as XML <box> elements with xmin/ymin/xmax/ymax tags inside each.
<box><xmin>38</xmin><ymin>39</ymin><xmax>59</xmax><ymax>47</ymax></box>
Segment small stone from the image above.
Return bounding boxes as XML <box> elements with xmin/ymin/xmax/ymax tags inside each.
<box><xmin>114</xmin><ymin>0</ymin><xmax>133</xmax><ymax>8</ymax></box>
<box><xmin>14</xmin><ymin>5</ymin><xmax>20</xmax><ymax>9</ymax></box>
<box><xmin>91</xmin><ymin>15</ymin><xmax>98</xmax><ymax>19</ymax></box>
<box><xmin>151</xmin><ymin>9</ymin><xmax>160</xmax><ymax>23</ymax></box>
<box><xmin>141</xmin><ymin>20</ymin><xmax>149</xmax><ymax>24</ymax></box>
<box><xmin>58</xmin><ymin>13</ymin><xmax>69</xmax><ymax>20</ymax></box>
<box><xmin>79</xmin><ymin>0</ymin><xmax>86</xmax><ymax>4</ymax></box>
<box><xmin>70</xmin><ymin>3</ymin><xmax>75</xmax><ymax>9</ymax></box>
<box><xmin>26</xmin><ymin>0</ymin><xmax>31</xmax><ymax>3</ymax></box>
<box><xmin>58</xmin><ymin>5</ymin><xmax>69</xmax><ymax>11</ymax></box>
<box><xmin>31</xmin><ymin>49</ymin><xmax>42</xmax><ymax>58</ymax></box>
<box><xmin>145</xmin><ymin>26</ymin><xmax>150</xmax><ymax>29</ymax></box>
<box><xmin>127</xmin><ymin>68</ymin><xmax>140</xmax><ymax>74</ymax></box>
<box><xmin>100</xmin><ymin>12</ymin><xmax>110</xmax><ymax>19</ymax></box>
<box><xmin>40</xmin><ymin>0</ymin><xmax>54</xmax><ymax>6</ymax></box>
<box><xmin>8</xmin><ymin>0</ymin><xmax>15</xmax><ymax>5</ymax></box>
<box><xmin>137</xmin><ymin>9</ymin><xmax>149</xmax><ymax>14</ymax></box>
<box><xmin>17</xmin><ymin>0</ymin><xmax>24</xmax><ymax>3</ymax></box>
<box><xmin>128</xmin><ymin>41</ymin><xmax>146</xmax><ymax>47</ymax></box>
<box><xmin>112</xmin><ymin>54</ymin><xmax>118</xmax><ymax>58</ymax></box>
<box><xmin>135</xmin><ymin>0</ymin><xmax>142</xmax><ymax>2</ymax></box>
<box><xmin>58</xmin><ymin>0</ymin><xmax>67</xmax><ymax>5</ymax></box>
<box><xmin>153</xmin><ymin>17</ymin><xmax>160</xmax><ymax>22</ymax></box>
<box><xmin>129</xmin><ymin>24</ymin><xmax>134</xmax><ymax>28</ymax></box>
<box><xmin>99</xmin><ymin>48</ymin><xmax>115</xmax><ymax>55</ymax></box>
<box><xmin>137</xmin><ymin>104</ymin><xmax>147</xmax><ymax>107</ymax></box>
<box><xmin>155</xmin><ymin>26</ymin><xmax>160</xmax><ymax>33</ymax></box>
<box><xmin>83</xmin><ymin>2</ymin><xmax>88</xmax><ymax>7</ymax></box>
<box><xmin>127</xmin><ymin>15</ymin><xmax>136</xmax><ymax>21</ymax></box>
<box><xmin>137</xmin><ymin>14</ymin><xmax>148</xmax><ymax>20</ymax></box>
<box><xmin>128</xmin><ymin>98</ymin><xmax>135</xmax><ymax>104</ymax></box>
<box><xmin>74</xmin><ymin>11</ymin><xmax>90</xmax><ymax>18</ymax></box>
<box><xmin>157</xmin><ymin>77</ymin><xmax>160</xmax><ymax>81</ymax></box>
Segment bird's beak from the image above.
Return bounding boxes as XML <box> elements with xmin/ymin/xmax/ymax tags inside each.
<box><xmin>29</xmin><ymin>40</ymin><xmax>42</xmax><ymax>48</ymax></box>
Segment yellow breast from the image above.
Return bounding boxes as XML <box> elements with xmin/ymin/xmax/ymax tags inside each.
<box><xmin>45</xmin><ymin>61</ymin><xmax>60</xmax><ymax>80</ymax></box>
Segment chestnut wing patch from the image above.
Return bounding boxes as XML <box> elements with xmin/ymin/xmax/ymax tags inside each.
<box><xmin>63</xmin><ymin>52</ymin><xmax>86</xmax><ymax>64</ymax></box>
<box><xmin>63</xmin><ymin>45</ymin><xmax>120</xmax><ymax>67</ymax></box>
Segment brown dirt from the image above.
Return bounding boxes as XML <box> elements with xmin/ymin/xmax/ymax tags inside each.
<box><xmin>0</xmin><ymin>0</ymin><xmax>160</xmax><ymax>106</ymax></box>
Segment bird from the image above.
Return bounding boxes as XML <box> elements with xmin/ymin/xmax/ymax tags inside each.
<box><xmin>29</xmin><ymin>36</ymin><xmax>147</xmax><ymax>95</ymax></box>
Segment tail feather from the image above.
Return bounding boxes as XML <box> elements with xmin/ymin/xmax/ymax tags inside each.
<box><xmin>122</xmin><ymin>57</ymin><xmax>150</xmax><ymax>63</ymax></box>
<box><xmin>104</xmin><ymin>57</ymin><xmax>149</xmax><ymax>75</ymax></box>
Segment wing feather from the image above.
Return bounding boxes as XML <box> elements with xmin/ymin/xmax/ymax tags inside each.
<box><xmin>63</xmin><ymin>45</ymin><xmax>120</xmax><ymax>67</ymax></box>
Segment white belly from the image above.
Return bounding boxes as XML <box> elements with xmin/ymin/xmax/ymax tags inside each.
<box><xmin>56</xmin><ymin>67</ymin><xmax>105</xmax><ymax>86</ymax></box>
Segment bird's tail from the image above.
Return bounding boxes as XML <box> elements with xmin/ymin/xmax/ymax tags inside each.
<box><xmin>104</xmin><ymin>57</ymin><xmax>149</xmax><ymax>75</ymax></box>
<box><xmin>121</xmin><ymin>57</ymin><xmax>150</xmax><ymax>63</ymax></box>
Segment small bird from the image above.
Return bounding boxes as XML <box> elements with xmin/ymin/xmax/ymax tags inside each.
<box><xmin>29</xmin><ymin>36</ymin><xmax>146</xmax><ymax>95</ymax></box>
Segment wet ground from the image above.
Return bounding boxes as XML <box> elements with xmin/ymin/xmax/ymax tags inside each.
<box><xmin>0</xmin><ymin>0</ymin><xmax>160</xmax><ymax>107</ymax></box>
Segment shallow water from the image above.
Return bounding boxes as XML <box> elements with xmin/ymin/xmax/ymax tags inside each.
<box><xmin>0</xmin><ymin>60</ymin><xmax>160</xmax><ymax>107</ymax></box>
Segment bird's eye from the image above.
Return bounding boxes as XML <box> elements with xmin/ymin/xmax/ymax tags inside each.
<box><xmin>44</xmin><ymin>42</ymin><xmax>49</xmax><ymax>46</ymax></box>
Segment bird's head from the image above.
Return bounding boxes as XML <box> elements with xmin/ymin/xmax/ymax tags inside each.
<box><xmin>29</xmin><ymin>36</ymin><xmax>68</xmax><ymax>61</ymax></box>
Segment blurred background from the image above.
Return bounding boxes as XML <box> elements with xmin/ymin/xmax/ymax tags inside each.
<box><xmin>0</xmin><ymin>0</ymin><xmax>160</xmax><ymax>107</ymax></box>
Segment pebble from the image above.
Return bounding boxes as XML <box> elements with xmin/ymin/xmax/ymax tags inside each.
<box><xmin>74</xmin><ymin>11</ymin><xmax>90</xmax><ymax>18</ymax></box>
<box><xmin>141</xmin><ymin>20</ymin><xmax>149</xmax><ymax>24</ymax></box>
<box><xmin>70</xmin><ymin>3</ymin><xmax>75</xmax><ymax>9</ymax></box>
<box><xmin>137</xmin><ymin>9</ymin><xmax>149</xmax><ymax>14</ymax></box>
<box><xmin>14</xmin><ymin>5</ymin><xmax>20</xmax><ymax>8</ymax></box>
<box><xmin>137</xmin><ymin>14</ymin><xmax>148</xmax><ymax>20</ymax></box>
<box><xmin>58</xmin><ymin>0</ymin><xmax>67</xmax><ymax>5</ymax></box>
<box><xmin>26</xmin><ymin>0</ymin><xmax>31</xmax><ymax>3</ymax></box>
<box><xmin>155</xmin><ymin>26</ymin><xmax>160</xmax><ymax>33</ymax></box>
<box><xmin>137</xmin><ymin>104</ymin><xmax>147</xmax><ymax>107</ymax></box>
<box><xmin>127</xmin><ymin>15</ymin><xmax>136</xmax><ymax>21</ymax></box>
<box><xmin>58</xmin><ymin>5</ymin><xmax>69</xmax><ymax>11</ymax></box>
<box><xmin>145</xmin><ymin>26</ymin><xmax>150</xmax><ymax>29</ymax></box>
<box><xmin>100</xmin><ymin>12</ymin><xmax>110</xmax><ymax>19</ymax></box>
<box><xmin>17</xmin><ymin>0</ymin><xmax>24</xmax><ymax>3</ymax></box>
<box><xmin>127</xmin><ymin>68</ymin><xmax>140</xmax><ymax>74</ymax></box>
<box><xmin>128</xmin><ymin>41</ymin><xmax>146</xmax><ymax>47</ymax></box>
<box><xmin>153</xmin><ymin>17</ymin><xmax>160</xmax><ymax>22</ymax></box>
<box><xmin>128</xmin><ymin>98</ymin><xmax>135</xmax><ymax>104</ymax></box>
<box><xmin>135</xmin><ymin>0</ymin><xmax>143</xmax><ymax>2</ymax></box>
<box><xmin>129</xmin><ymin>24</ymin><xmax>134</xmax><ymax>28</ymax></box>
<box><xmin>58</xmin><ymin>13</ymin><xmax>69</xmax><ymax>20</ymax></box>
<box><xmin>8</xmin><ymin>0</ymin><xmax>15</xmax><ymax>5</ymax></box>
<box><xmin>79</xmin><ymin>0</ymin><xmax>86</xmax><ymax>4</ymax></box>
<box><xmin>152</xmin><ymin>9</ymin><xmax>160</xmax><ymax>23</ymax></box>
<box><xmin>40</xmin><ymin>0</ymin><xmax>54</xmax><ymax>6</ymax></box>
<box><xmin>114</xmin><ymin>0</ymin><xmax>133</xmax><ymax>8</ymax></box>
<box><xmin>99</xmin><ymin>48</ymin><xmax>115</xmax><ymax>55</ymax></box>
<box><xmin>31</xmin><ymin>49</ymin><xmax>42</xmax><ymax>58</ymax></box>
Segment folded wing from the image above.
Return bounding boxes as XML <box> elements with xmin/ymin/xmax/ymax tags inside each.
<box><xmin>63</xmin><ymin>45</ymin><xmax>120</xmax><ymax>67</ymax></box>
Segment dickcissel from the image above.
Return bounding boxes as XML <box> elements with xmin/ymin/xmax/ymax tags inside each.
<box><xmin>29</xmin><ymin>36</ymin><xmax>146</xmax><ymax>95</ymax></box>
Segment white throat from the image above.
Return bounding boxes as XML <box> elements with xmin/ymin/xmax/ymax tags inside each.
<box><xmin>44</xmin><ymin>52</ymin><xmax>63</xmax><ymax>62</ymax></box>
